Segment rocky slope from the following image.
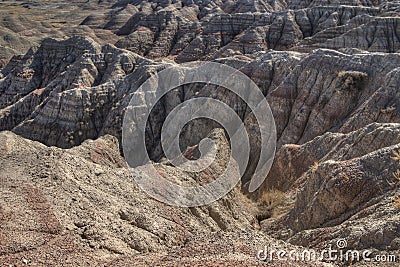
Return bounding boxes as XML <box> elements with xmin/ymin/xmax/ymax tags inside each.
<box><xmin>259</xmin><ymin>123</ymin><xmax>400</xmax><ymax>251</ymax></box>
<box><xmin>0</xmin><ymin>0</ymin><xmax>400</xmax><ymax>266</ymax></box>
<box><xmin>0</xmin><ymin>130</ymin><xmax>329</xmax><ymax>266</ymax></box>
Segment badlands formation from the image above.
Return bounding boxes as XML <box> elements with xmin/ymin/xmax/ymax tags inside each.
<box><xmin>0</xmin><ymin>0</ymin><xmax>399</xmax><ymax>266</ymax></box>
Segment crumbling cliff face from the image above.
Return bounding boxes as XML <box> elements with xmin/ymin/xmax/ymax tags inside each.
<box><xmin>0</xmin><ymin>0</ymin><xmax>400</xmax><ymax>266</ymax></box>
<box><xmin>1</xmin><ymin>37</ymin><xmax>398</xmax><ymax>151</ymax></box>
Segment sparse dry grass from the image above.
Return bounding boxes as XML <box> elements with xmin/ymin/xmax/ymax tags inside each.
<box><xmin>392</xmin><ymin>196</ymin><xmax>400</xmax><ymax>209</ymax></box>
<box><xmin>391</xmin><ymin>150</ymin><xmax>400</xmax><ymax>161</ymax></box>
<box><xmin>387</xmin><ymin>149</ymin><xmax>400</xmax><ymax>188</ymax></box>
<box><xmin>387</xmin><ymin>170</ymin><xmax>400</xmax><ymax>188</ymax></box>
<box><xmin>337</xmin><ymin>71</ymin><xmax>368</xmax><ymax>91</ymax></box>
<box><xmin>259</xmin><ymin>189</ymin><xmax>287</xmax><ymax>207</ymax></box>
<box><xmin>342</xmin><ymin>173</ymin><xmax>350</xmax><ymax>181</ymax></box>
<box><xmin>309</xmin><ymin>161</ymin><xmax>319</xmax><ymax>172</ymax></box>
<box><xmin>256</xmin><ymin>189</ymin><xmax>289</xmax><ymax>221</ymax></box>
<box><xmin>393</xmin><ymin>169</ymin><xmax>400</xmax><ymax>180</ymax></box>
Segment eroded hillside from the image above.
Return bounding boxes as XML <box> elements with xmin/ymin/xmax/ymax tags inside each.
<box><xmin>0</xmin><ymin>0</ymin><xmax>399</xmax><ymax>266</ymax></box>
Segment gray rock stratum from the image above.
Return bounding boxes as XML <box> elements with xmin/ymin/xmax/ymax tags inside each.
<box><xmin>0</xmin><ymin>0</ymin><xmax>400</xmax><ymax>266</ymax></box>
<box><xmin>107</xmin><ymin>0</ymin><xmax>399</xmax><ymax>61</ymax></box>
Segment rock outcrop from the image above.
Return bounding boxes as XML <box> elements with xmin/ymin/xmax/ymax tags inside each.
<box><xmin>0</xmin><ymin>0</ymin><xmax>400</xmax><ymax>266</ymax></box>
<box><xmin>1</xmin><ymin>37</ymin><xmax>398</xmax><ymax>155</ymax></box>
<box><xmin>108</xmin><ymin>0</ymin><xmax>399</xmax><ymax>61</ymax></box>
<box><xmin>259</xmin><ymin>123</ymin><xmax>400</xmax><ymax>257</ymax></box>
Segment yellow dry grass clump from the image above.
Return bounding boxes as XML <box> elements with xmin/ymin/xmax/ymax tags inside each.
<box><xmin>393</xmin><ymin>196</ymin><xmax>400</xmax><ymax>210</ymax></box>
<box><xmin>309</xmin><ymin>161</ymin><xmax>319</xmax><ymax>172</ymax></box>
<box><xmin>256</xmin><ymin>189</ymin><xmax>289</xmax><ymax>221</ymax></box>
<box><xmin>389</xmin><ymin>149</ymin><xmax>400</xmax><ymax>209</ymax></box>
